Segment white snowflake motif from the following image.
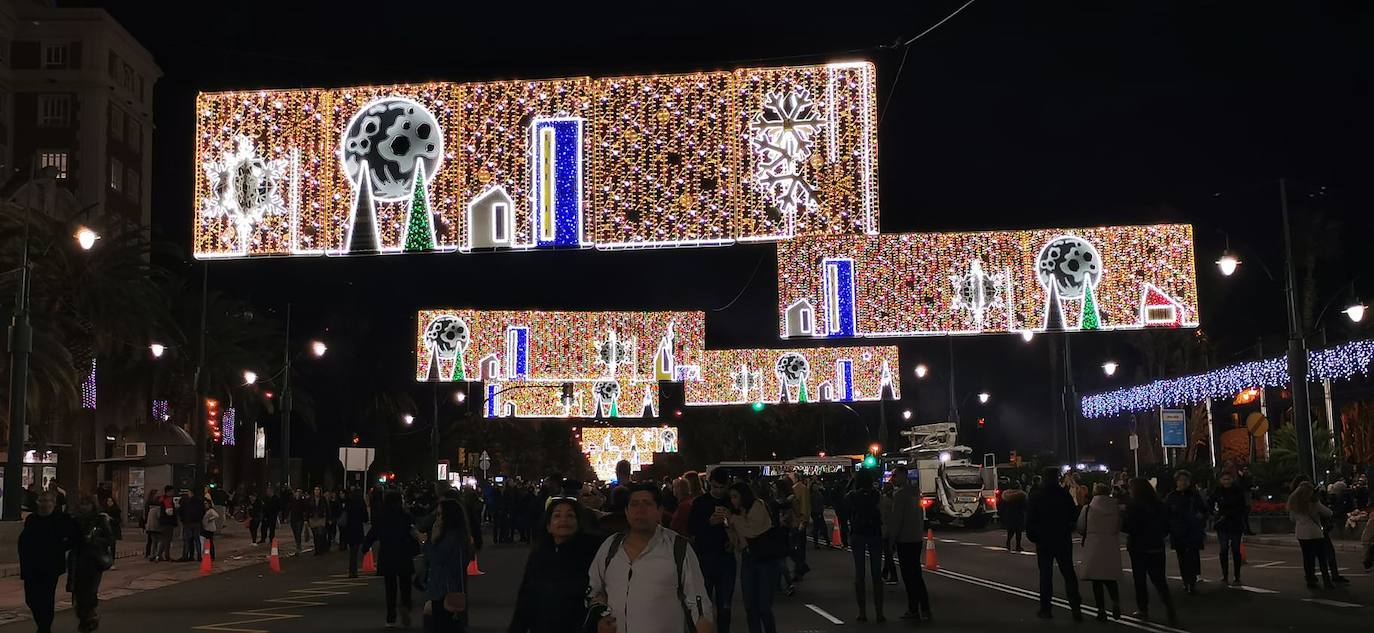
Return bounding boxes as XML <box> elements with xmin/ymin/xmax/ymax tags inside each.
<box><xmin>732</xmin><ymin>365</ymin><xmax>762</xmax><ymax>399</ymax></box>
<box><xmin>201</xmin><ymin>135</ymin><xmax>288</xmax><ymax>253</ymax></box>
<box><xmin>749</xmin><ymin>89</ymin><xmax>827</xmax><ymax>230</ymax></box>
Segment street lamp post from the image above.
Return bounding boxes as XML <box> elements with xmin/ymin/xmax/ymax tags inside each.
<box><xmin>2</xmin><ymin>221</ymin><xmax>33</xmax><ymax>521</ymax></box>
<box><xmin>279</xmin><ymin>304</ymin><xmax>293</xmax><ymax>487</ymax></box>
<box><xmin>1277</xmin><ymin>179</ymin><xmax>1317</xmax><ymax>483</ymax></box>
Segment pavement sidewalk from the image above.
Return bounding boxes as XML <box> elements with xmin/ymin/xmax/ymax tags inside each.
<box><xmin>0</xmin><ymin>520</ymin><xmax>282</xmax><ymax>627</ymax></box>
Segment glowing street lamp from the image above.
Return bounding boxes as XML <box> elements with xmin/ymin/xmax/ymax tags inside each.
<box><xmin>1021</xmin><ymin>330</ymin><xmax>1034</xmax><ymax>342</ymax></box>
<box><xmin>902</xmin><ymin>410</ymin><xmax>913</xmax><ymax>421</ymax></box>
<box><xmin>310</xmin><ymin>340</ymin><xmax>328</xmax><ymax>357</ymax></box>
<box><xmin>1102</xmin><ymin>361</ymin><xmax>1119</xmax><ymax>377</ymax></box>
<box><xmin>403</xmin><ymin>414</ymin><xmax>415</xmax><ymax>426</ymax></box>
<box><xmin>1344</xmin><ymin>301</ymin><xmax>1367</xmax><ymax>324</ymax></box>
<box><xmin>149</xmin><ymin>343</ymin><xmax>165</xmax><ymax>358</ymax></box>
<box><xmin>74</xmin><ymin>226</ymin><xmax>100</xmax><ymax>250</ymax></box>
<box><xmin>977</xmin><ymin>392</ymin><xmax>990</xmax><ymax>404</ymax></box>
<box><xmin>1216</xmin><ymin>251</ymin><xmax>1241</xmax><ymax>277</ymax></box>
<box><xmin>242</xmin><ymin>370</ymin><xmax>257</xmax><ymax>385</ymax></box>
<box><xmin>454</xmin><ymin>391</ymin><xmax>467</xmax><ymax>404</ymax></box>
<box><xmin>914</xmin><ymin>364</ymin><xmax>928</xmax><ymax>379</ymax></box>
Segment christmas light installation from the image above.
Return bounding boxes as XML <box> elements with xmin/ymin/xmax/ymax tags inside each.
<box><xmin>151</xmin><ymin>400</ymin><xmax>169</xmax><ymax>422</ymax></box>
<box><xmin>684</xmin><ymin>346</ymin><xmax>899</xmax><ymax>406</ymax></box>
<box><xmin>81</xmin><ymin>360</ymin><xmax>96</xmax><ymax>410</ymax></box>
<box><xmin>1081</xmin><ymin>339</ymin><xmax>1374</xmax><ymax>418</ymax></box>
<box><xmin>194</xmin><ymin>61</ymin><xmax>877</xmax><ymax>259</ymax></box>
<box><xmin>778</xmin><ymin>224</ymin><xmax>1199</xmax><ymax>339</ymax></box>
<box><xmin>416</xmin><ymin>310</ymin><xmax>705</xmax><ymax>385</ymax></box>
<box><xmin>221</xmin><ymin>407</ymin><xmax>236</xmax><ymax>446</ymax></box>
<box><xmin>579</xmin><ymin>426</ymin><xmax>679</xmax><ymax>482</ymax></box>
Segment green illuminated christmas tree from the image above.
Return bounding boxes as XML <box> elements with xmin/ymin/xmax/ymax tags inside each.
<box><xmin>1080</xmin><ymin>282</ymin><xmax>1101</xmax><ymax>330</ymax></box>
<box><xmin>798</xmin><ymin>382</ymin><xmax>809</xmax><ymax>403</ymax></box>
<box><xmin>403</xmin><ymin>167</ymin><xmax>436</xmax><ymax>252</ymax></box>
<box><xmin>452</xmin><ymin>355</ymin><xmax>465</xmax><ymax>381</ymax></box>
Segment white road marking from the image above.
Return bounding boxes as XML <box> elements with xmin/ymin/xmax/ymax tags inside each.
<box><xmin>1301</xmin><ymin>598</ymin><xmax>1362</xmax><ymax>608</ymax></box>
<box><xmin>929</xmin><ymin>567</ymin><xmax>1189</xmax><ymax>633</ymax></box>
<box><xmin>984</xmin><ymin>546</ymin><xmax>1005</xmax><ymax>551</ymax></box>
<box><xmin>1235</xmin><ymin>585</ymin><xmax>1278</xmax><ymax>594</ymax></box>
<box><xmin>805</xmin><ymin>603</ymin><xmax>845</xmax><ymax>624</ymax></box>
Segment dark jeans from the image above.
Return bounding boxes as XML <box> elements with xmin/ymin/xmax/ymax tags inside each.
<box><xmin>1216</xmin><ymin>529</ymin><xmax>1242</xmax><ymax>578</ymax></box>
<box><xmin>72</xmin><ymin>569</ymin><xmax>103</xmax><ymax>633</ymax></box>
<box><xmin>1090</xmin><ymin>580</ymin><xmax>1119</xmax><ymax>613</ymax></box>
<box><xmin>249</xmin><ymin>518</ymin><xmax>260</xmax><ymax>541</ymax></box>
<box><xmin>348</xmin><ymin>543</ymin><xmax>361</xmax><ymax>576</ymax></box>
<box><xmin>791</xmin><ymin>528</ymin><xmax>808</xmax><ymax>573</ymax></box>
<box><xmin>200</xmin><ymin>530</ymin><xmax>217</xmax><ymax>560</ymax></box>
<box><xmin>23</xmin><ymin>574</ymin><xmax>58</xmax><ymax>633</ymax></box>
<box><xmin>1035</xmin><ymin>544</ymin><xmax>1082</xmax><ymax>614</ymax></box>
<box><xmin>291</xmin><ymin>522</ymin><xmax>305</xmax><ymax>554</ymax></box>
<box><xmin>881</xmin><ymin>540</ymin><xmax>897</xmax><ymax>581</ymax></box>
<box><xmin>835</xmin><ymin>513</ymin><xmax>851</xmax><ymax>548</ymax></box>
<box><xmin>739</xmin><ymin>554</ymin><xmax>780</xmax><ymax>633</ymax></box>
<box><xmin>1299</xmin><ymin>538</ymin><xmax>1331</xmax><ymax>581</ymax></box>
<box><xmin>894</xmin><ymin>541</ymin><xmax>930</xmax><ymax>615</ymax></box>
<box><xmin>1323</xmin><ymin>535</ymin><xmax>1344</xmax><ymax>578</ymax></box>
<box><xmin>811</xmin><ymin>513</ymin><xmax>828</xmax><ymax>546</ymax></box>
<box><xmin>312</xmin><ymin>526</ymin><xmax>327</xmax><ymax>555</ymax></box>
<box><xmin>850</xmin><ymin>533</ymin><xmax>884</xmax><ymax>612</ymax></box>
<box><xmin>145</xmin><ymin>531</ymin><xmax>156</xmax><ymax>558</ymax></box>
<box><xmin>1005</xmin><ymin>527</ymin><xmax>1023</xmax><ymax>550</ymax></box>
<box><xmin>1174</xmin><ymin>546</ymin><xmax>1201</xmax><ymax>586</ymax></box>
<box><xmin>1127</xmin><ymin>549</ymin><xmax>1173</xmax><ymax>615</ymax></box>
<box><xmin>383</xmin><ymin>567</ymin><xmax>414</xmax><ymax>623</ymax></box>
<box><xmin>700</xmin><ymin>551</ymin><xmax>737</xmax><ymax>633</ymax></box>
<box><xmin>429</xmin><ymin>599</ymin><xmax>467</xmax><ymax>632</ymax></box>
<box><xmin>182</xmin><ymin>523</ymin><xmax>202</xmax><ymax>560</ymax></box>
<box><xmin>258</xmin><ymin>518</ymin><xmax>276</xmax><ymax>544</ymax></box>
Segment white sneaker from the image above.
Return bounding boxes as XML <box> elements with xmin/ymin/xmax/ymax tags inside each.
<box><xmin>385</xmin><ymin>622</ymin><xmax>397</xmax><ymax>629</ymax></box>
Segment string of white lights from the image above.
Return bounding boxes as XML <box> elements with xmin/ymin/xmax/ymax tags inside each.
<box><xmin>1081</xmin><ymin>339</ymin><xmax>1374</xmax><ymax>418</ymax></box>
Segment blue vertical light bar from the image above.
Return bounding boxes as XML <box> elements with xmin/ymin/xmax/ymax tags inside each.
<box><xmin>505</xmin><ymin>326</ymin><xmax>530</xmax><ymax>378</ymax></box>
<box><xmin>531</xmin><ymin>117</ymin><xmax>583</xmax><ymax>247</ymax></box>
<box><xmin>837</xmin><ymin>359</ymin><xmax>854</xmax><ymax>401</ymax></box>
<box><xmin>486</xmin><ymin>384</ymin><xmax>498</xmax><ymax>419</ymax></box>
<box><xmin>822</xmin><ymin>258</ymin><xmax>857</xmax><ymax>337</ymax></box>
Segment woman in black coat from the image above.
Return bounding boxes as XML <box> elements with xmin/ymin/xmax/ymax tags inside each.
<box><xmin>1163</xmin><ymin>470</ymin><xmax>1208</xmax><ymax>594</ymax></box>
<box><xmin>1122</xmin><ymin>479</ymin><xmax>1176</xmax><ymax>623</ymax></box>
<box><xmin>342</xmin><ymin>489</ymin><xmax>370</xmax><ymax>578</ymax></box>
<box><xmin>361</xmin><ymin>491</ymin><xmax>419</xmax><ymax>627</ymax></box>
<box><xmin>508</xmin><ymin>498</ymin><xmax>604</xmax><ymax>633</ymax></box>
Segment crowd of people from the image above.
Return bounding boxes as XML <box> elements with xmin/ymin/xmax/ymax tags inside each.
<box><xmin>15</xmin><ymin>462</ymin><xmax>1374</xmax><ymax>633</ymax></box>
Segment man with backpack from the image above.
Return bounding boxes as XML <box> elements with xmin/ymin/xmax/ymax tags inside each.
<box><xmin>589</xmin><ymin>484</ymin><xmax>716</xmax><ymax>633</ymax></box>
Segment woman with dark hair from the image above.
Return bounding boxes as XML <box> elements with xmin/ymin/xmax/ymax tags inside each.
<box><xmin>1121</xmin><ymin>478</ymin><xmax>1175</xmax><ymax>623</ymax></box>
<box><xmin>362</xmin><ymin>491</ymin><xmax>419</xmax><ymax>628</ymax></box>
<box><xmin>1163</xmin><ymin>470</ymin><xmax>1207</xmax><ymax>594</ymax></box>
<box><xmin>425</xmin><ymin>499</ymin><xmax>470</xmax><ymax>632</ymax></box>
<box><xmin>845</xmin><ymin>469</ymin><xmax>885</xmax><ymax>622</ymax></box>
<box><xmin>508</xmin><ymin>498</ymin><xmax>603</xmax><ymax>633</ymax></box>
<box><xmin>1289</xmin><ymin>481</ymin><xmax>1334</xmax><ymax>588</ymax></box>
<box><xmin>726</xmin><ymin>481</ymin><xmax>781</xmax><ymax>633</ymax></box>
<box><xmin>342</xmin><ymin>488</ymin><xmax>370</xmax><ymax>578</ymax></box>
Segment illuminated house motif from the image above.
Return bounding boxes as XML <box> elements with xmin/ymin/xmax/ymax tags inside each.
<box><xmin>194</xmin><ymin>62</ymin><xmax>877</xmax><ymax>259</ymax></box>
<box><xmin>777</xmin><ymin>224</ymin><xmax>1199</xmax><ymax>338</ymax></box>
<box><xmin>686</xmin><ymin>346</ymin><xmax>899</xmax><ymax>406</ymax></box>
<box><xmin>466</xmin><ymin>186</ymin><xmax>516</xmax><ymax>250</ymax></box>
<box><xmin>580</xmin><ymin>426</ymin><xmax>679</xmax><ymax>481</ymax></box>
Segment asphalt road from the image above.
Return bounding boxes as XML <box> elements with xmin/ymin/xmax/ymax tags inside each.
<box><xmin>1</xmin><ymin>528</ymin><xmax>1365</xmax><ymax>633</ymax></box>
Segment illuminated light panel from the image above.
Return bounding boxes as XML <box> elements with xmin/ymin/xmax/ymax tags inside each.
<box><xmin>221</xmin><ymin>407</ymin><xmax>236</xmax><ymax>446</ymax></box>
<box><xmin>580</xmin><ymin>426</ymin><xmax>679</xmax><ymax>481</ymax></box>
<box><xmin>1081</xmin><ymin>339</ymin><xmax>1374</xmax><ymax>418</ymax></box>
<box><xmin>778</xmin><ymin>224</ymin><xmax>1199</xmax><ymax>338</ymax></box>
<box><xmin>151</xmin><ymin>399</ymin><xmax>169</xmax><ymax>422</ymax></box>
<box><xmin>194</xmin><ymin>62</ymin><xmax>877</xmax><ymax>259</ymax></box>
<box><xmin>684</xmin><ymin>346</ymin><xmax>899</xmax><ymax>406</ymax></box>
<box><xmin>81</xmin><ymin>360</ymin><xmax>97</xmax><ymax>410</ymax></box>
<box><xmin>485</xmin><ymin>378</ymin><xmax>659</xmax><ymax>419</ymax></box>
<box><xmin>416</xmin><ymin>310</ymin><xmax>705</xmax><ymax>383</ymax></box>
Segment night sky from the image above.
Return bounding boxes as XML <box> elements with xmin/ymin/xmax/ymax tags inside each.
<box><xmin>78</xmin><ymin>1</ymin><xmax>1374</xmax><ymax>467</ymax></box>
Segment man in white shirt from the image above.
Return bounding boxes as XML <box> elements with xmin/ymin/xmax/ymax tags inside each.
<box><xmin>589</xmin><ymin>484</ymin><xmax>716</xmax><ymax>633</ymax></box>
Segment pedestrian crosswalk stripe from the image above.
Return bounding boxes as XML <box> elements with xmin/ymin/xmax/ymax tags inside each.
<box><xmin>1301</xmin><ymin>598</ymin><xmax>1362</xmax><ymax>608</ymax></box>
<box><xmin>1235</xmin><ymin>585</ymin><xmax>1278</xmax><ymax>594</ymax></box>
<box><xmin>804</xmin><ymin>604</ymin><xmax>845</xmax><ymax>624</ymax></box>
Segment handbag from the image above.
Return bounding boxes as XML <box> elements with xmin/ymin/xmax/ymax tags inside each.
<box><xmin>442</xmin><ymin>591</ymin><xmax>466</xmax><ymax>613</ymax></box>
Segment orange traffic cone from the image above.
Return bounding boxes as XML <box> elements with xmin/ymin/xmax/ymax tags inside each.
<box><xmin>466</xmin><ymin>554</ymin><xmax>484</xmax><ymax>576</ymax></box>
<box><xmin>831</xmin><ymin>520</ymin><xmax>843</xmax><ymax>549</ymax></box>
<box><xmin>268</xmin><ymin>538</ymin><xmax>282</xmax><ymax>574</ymax></box>
<box><xmin>200</xmin><ymin>539</ymin><xmax>214</xmax><ymax>576</ymax></box>
<box><xmin>924</xmin><ymin>529</ymin><xmax>938</xmax><ymax>571</ymax></box>
<box><xmin>1240</xmin><ymin>542</ymin><xmax>1247</xmax><ymax>564</ymax></box>
<box><xmin>362</xmin><ymin>550</ymin><xmax>377</xmax><ymax>572</ymax></box>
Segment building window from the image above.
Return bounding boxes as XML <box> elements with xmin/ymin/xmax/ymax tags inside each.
<box><xmin>128</xmin><ymin>119</ymin><xmax>140</xmax><ymax>152</ymax></box>
<box><xmin>37</xmin><ymin>150</ymin><xmax>69</xmax><ymax>179</ymax></box>
<box><xmin>38</xmin><ymin>95</ymin><xmax>71</xmax><ymax>127</ymax></box>
<box><xmin>108</xmin><ymin>51</ymin><xmax>120</xmax><ymax>78</ymax></box>
<box><xmin>110</xmin><ymin>107</ymin><xmax>123</xmax><ymax>143</ymax></box>
<box><xmin>126</xmin><ymin>169</ymin><xmax>140</xmax><ymax>202</ymax></box>
<box><xmin>109</xmin><ymin>157</ymin><xmax>122</xmax><ymax>191</ymax></box>
<box><xmin>43</xmin><ymin>42</ymin><xmax>68</xmax><ymax>69</ymax></box>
